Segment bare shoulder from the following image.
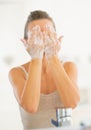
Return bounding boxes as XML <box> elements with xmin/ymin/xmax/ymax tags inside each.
<box><xmin>63</xmin><ymin>61</ymin><xmax>77</xmax><ymax>72</ymax></box>
<box><xmin>8</xmin><ymin>66</ymin><xmax>24</xmax><ymax>87</ymax></box>
<box><xmin>9</xmin><ymin>66</ymin><xmax>23</xmax><ymax>79</ymax></box>
<box><xmin>8</xmin><ymin>62</ymin><xmax>30</xmax><ymax>103</ymax></box>
<box><xmin>63</xmin><ymin>61</ymin><xmax>78</xmax><ymax>82</ymax></box>
<box><xmin>8</xmin><ymin>62</ymin><xmax>30</xmax><ymax>83</ymax></box>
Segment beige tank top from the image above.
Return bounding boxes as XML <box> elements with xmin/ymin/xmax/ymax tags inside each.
<box><xmin>18</xmin><ymin>58</ymin><xmax>68</xmax><ymax>130</ymax></box>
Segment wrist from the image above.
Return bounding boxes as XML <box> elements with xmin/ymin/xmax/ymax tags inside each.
<box><xmin>31</xmin><ymin>58</ymin><xmax>42</xmax><ymax>63</ymax></box>
<box><xmin>31</xmin><ymin>49</ymin><xmax>44</xmax><ymax>60</ymax></box>
<box><xmin>31</xmin><ymin>58</ymin><xmax>42</xmax><ymax>69</ymax></box>
<box><xmin>31</xmin><ymin>56</ymin><xmax>43</xmax><ymax>60</ymax></box>
<box><xmin>46</xmin><ymin>54</ymin><xmax>58</xmax><ymax>61</ymax></box>
<box><xmin>29</xmin><ymin>58</ymin><xmax>42</xmax><ymax>75</ymax></box>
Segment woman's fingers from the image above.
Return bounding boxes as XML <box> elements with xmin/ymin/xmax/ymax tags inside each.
<box><xmin>22</xmin><ymin>26</ymin><xmax>63</xmax><ymax>59</ymax></box>
<box><xmin>27</xmin><ymin>27</ymin><xmax>44</xmax><ymax>45</ymax></box>
<box><xmin>58</xmin><ymin>35</ymin><xmax>64</xmax><ymax>43</ymax></box>
<box><xmin>20</xmin><ymin>38</ymin><xmax>28</xmax><ymax>47</ymax></box>
<box><xmin>20</xmin><ymin>38</ymin><xmax>26</xmax><ymax>44</ymax></box>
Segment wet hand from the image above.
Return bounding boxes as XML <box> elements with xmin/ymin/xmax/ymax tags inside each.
<box><xmin>21</xmin><ymin>25</ymin><xmax>44</xmax><ymax>60</ymax></box>
<box><xmin>43</xmin><ymin>25</ymin><xmax>63</xmax><ymax>59</ymax></box>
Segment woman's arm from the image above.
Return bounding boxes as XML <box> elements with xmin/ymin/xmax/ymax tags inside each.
<box><xmin>9</xmin><ymin>59</ymin><xmax>42</xmax><ymax>113</ymax></box>
<box><xmin>9</xmin><ymin>27</ymin><xmax>44</xmax><ymax>113</ymax></box>
<box><xmin>21</xmin><ymin>59</ymin><xmax>42</xmax><ymax>113</ymax></box>
<box><xmin>48</xmin><ymin>56</ymin><xmax>80</xmax><ymax>109</ymax></box>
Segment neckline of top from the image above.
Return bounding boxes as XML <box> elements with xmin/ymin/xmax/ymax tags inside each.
<box><xmin>40</xmin><ymin>90</ymin><xmax>57</xmax><ymax>97</ymax></box>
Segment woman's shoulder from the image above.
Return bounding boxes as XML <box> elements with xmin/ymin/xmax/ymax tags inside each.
<box><xmin>59</xmin><ymin>54</ymin><xmax>77</xmax><ymax>71</ymax></box>
<box><xmin>8</xmin><ymin>61</ymin><xmax>30</xmax><ymax>78</ymax></box>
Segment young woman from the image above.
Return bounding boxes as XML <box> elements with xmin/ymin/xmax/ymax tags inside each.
<box><xmin>8</xmin><ymin>10</ymin><xmax>80</xmax><ymax>129</ymax></box>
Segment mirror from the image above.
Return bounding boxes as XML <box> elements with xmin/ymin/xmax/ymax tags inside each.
<box><xmin>0</xmin><ymin>0</ymin><xmax>91</xmax><ymax>129</ymax></box>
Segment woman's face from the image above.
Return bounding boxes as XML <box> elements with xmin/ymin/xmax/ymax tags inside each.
<box><xmin>23</xmin><ymin>19</ymin><xmax>60</xmax><ymax>57</ymax></box>
<box><xmin>23</xmin><ymin>19</ymin><xmax>55</xmax><ymax>57</ymax></box>
<box><xmin>27</xmin><ymin>19</ymin><xmax>55</xmax><ymax>35</ymax></box>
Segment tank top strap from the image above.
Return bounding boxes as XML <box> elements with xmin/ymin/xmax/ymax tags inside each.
<box><xmin>18</xmin><ymin>66</ymin><xmax>28</xmax><ymax>78</ymax></box>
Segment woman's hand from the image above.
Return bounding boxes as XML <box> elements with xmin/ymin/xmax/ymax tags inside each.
<box><xmin>21</xmin><ymin>25</ymin><xmax>44</xmax><ymax>60</ymax></box>
<box><xmin>43</xmin><ymin>25</ymin><xmax>63</xmax><ymax>59</ymax></box>
<box><xmin>21</xmin><ymin>24</ymin><xmax>63</xmax><ymax>60</ymax></box>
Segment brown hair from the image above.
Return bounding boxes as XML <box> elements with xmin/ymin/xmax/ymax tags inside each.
<box><xmin>24</xmin><ymin>10</ymin><xmax>56</xmax><ymax>39</ymax></box>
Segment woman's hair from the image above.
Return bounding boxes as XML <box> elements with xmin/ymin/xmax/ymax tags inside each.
<box><xmin>24</xmin><ymin>10</ymin><xmax>56</xmax><ymax>39</ymax></box>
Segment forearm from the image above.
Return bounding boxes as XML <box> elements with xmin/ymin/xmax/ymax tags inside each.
<box><xmin>21</xmin><ymin>58</ymin><xmax>42</xmax><ymax>112</ymax></box>
<box><xmin>48</xmin><ymin>56</ymin><xmax>80</xmax><ymax>108</ymax></box>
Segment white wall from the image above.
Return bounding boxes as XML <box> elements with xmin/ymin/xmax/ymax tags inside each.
<box><xmin>0</xmin><ymin>0</ymin><xmax>91</xmax><ymax>130</ymax></box>
<box><xmin>0</xmin><ymin>2</ymin><xmax>25</xmax><ymax>130</ymax></box>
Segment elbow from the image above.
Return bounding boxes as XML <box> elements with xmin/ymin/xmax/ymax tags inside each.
<box><xmin>25</xmin><ymin>107</ymin><xmax>38</xmax><ymax>113</ymax></box>
<box><xmin>68</xmin><ymin>100</ymin><xmax>79</xmax><ymax>109</ymax></box>
<box><xmin>20</xmin><ymin>100</ymin><xmax>38</xmax><ymax>113</ymax></box>
<box><xmin>70</xmin><ymin>93</ymin><xmax>80</xmax><ymax>109</ymax></box>
<box><xmin>71</xmin><ymin>95</ymin><xmax>80</xmax><ymax>109</ymax></box>
<box><xmin>64</xmin><ymin>95</ymin><xmax>80</xmax><ymax>109</ymax></box>
<box><xmin>64</xmin><ymin>102</ymin><xmax>79</xmax><ymax>109</ymax></box>
<box><xmin>72</xmin><ymin>93</ymin><xmax>80</xmax><ymax>108</ymax></box>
